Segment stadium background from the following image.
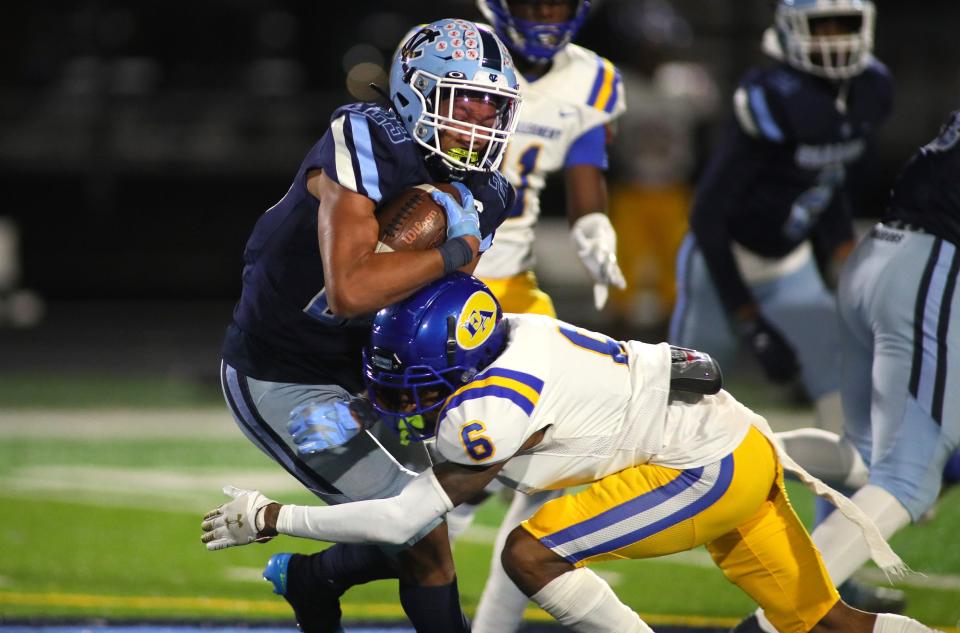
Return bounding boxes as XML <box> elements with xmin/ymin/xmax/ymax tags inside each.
<box><xmin>1</xmin><ymin>1</ymin><xmax>960</xmax><ymax>631</ymax></box>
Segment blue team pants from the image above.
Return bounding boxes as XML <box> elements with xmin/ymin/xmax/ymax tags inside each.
<box><xmin>669</xmin><ymin>234</ymin><xmax>840</xmax><ymax>400</ymax></box>
<box><xmin>219</xmin><ymin>361</ymin><xmax>440</xmax><ymax>544</ymax></box>
<box><xmin>838</xmin><ymin>225</ymin><xmax>960</xmax><ymax>520</ymax></box>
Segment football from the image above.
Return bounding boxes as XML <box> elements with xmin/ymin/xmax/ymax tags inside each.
<box><xmin>375</xmin><ymin>183</ymin><xmax>459</xmax><ymax>253</ymax></box>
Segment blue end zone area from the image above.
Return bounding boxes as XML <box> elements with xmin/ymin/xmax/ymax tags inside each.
<box><xmin>0</xmin><ymin>623</ymin><xmax>728</xmax><ymax>633</ymax></box>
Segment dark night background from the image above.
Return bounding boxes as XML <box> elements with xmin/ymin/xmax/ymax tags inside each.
<box><xmin>1</xmin><ymin>1</ymin><xmax>958</xmax><ymax>383</ymax></box>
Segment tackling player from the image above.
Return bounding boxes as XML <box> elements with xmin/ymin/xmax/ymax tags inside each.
<box><xmin>736</xmin><ymin>109</ymin><xmax>960</xmax><ymax>632</ymax></box>
<box><xmin>203</xmin><ymin>273</ymin><xmax>941</xmax><ymax>633</ymax></box>
<box><xmin>218</xmin><ymin>19</ymin><xmax>520</xmax><ymax>633</ymax></box>
<box><xmin>457</xmin><ymin>2</ymin><xmax>627</xmax><ymax>628</ymax></box>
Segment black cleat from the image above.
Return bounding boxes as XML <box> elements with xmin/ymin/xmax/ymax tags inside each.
<box><xmin>264</xmin><ymin>552</ymin><xmax>345</xmax><ymax>633</ymax></box>
<box><xmin>730</xmin><ymin>614</ymin><xmax>765</xmax><ymax>632</ymax></box>
<box><xmin>839</xmin><ymin>577</ymin><xmax>907</xmax><ymax>614</ymax></box>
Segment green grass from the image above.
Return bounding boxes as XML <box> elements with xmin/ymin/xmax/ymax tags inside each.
<box><xmin>0</xmin><ymin>373</ymin><xmax>224</xmax><ymax>409</ymax></box>
<box><xmin>1</xmin><ymin>406</ymin><xmax>959</xmax><ymax>628</ymax></box>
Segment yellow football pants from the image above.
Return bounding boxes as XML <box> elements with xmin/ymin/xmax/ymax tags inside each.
<box><xmin>523</xmin><ymin>426</ymin><xmax>839</xmax><ymax>633</ymax></box>
<box><xmin>479</xmin><ymin>271</ymin><xmax>556</xmax><ymax>317</ymax></box>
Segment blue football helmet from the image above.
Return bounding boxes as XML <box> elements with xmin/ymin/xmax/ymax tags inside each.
<box><xmin>478</xmin><ymin>0</ymin><xmax>591</xmax><ymax>64</ymax></box>
<box><xmin>363</xmin><ymin>273</ymin><xmax>508</xmax><ymax>441</ymax></box>
<box><xmin>389</xmin><ymin>18</ymin><xmax>522</xmax><ymax>174</ymax></box>
<box><xmin>767</xmin><ymin>0</ymin><xmax>875</xmax><ymax>80</ymax></box>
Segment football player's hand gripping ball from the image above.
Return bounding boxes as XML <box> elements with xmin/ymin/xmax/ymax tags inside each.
<box><xmin>287</xmin><ymin>400</ymin><xmax>362</xmax><ymax>455</ymax></box>
<box><xmin>570</xmin><ymin>212</ymin><xmax>627</xmax><ymax>310</ymax></box>
<box><xmin>201</xmin><ymin>485</ymin><xmax>277</xmax><ymax>551</ymax></box>
<box><xmin>432</xmin><ymin>181</ymin><xmax>480</xmax><ymax>241</ymax></box>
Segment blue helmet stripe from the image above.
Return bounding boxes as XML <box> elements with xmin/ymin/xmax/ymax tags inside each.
<box><xmin>479</xmin><ymin>28</ymin><xmax>503</xmax><ymax>72</ymax></box>
<box><xmin>348</xmin><ymin>113</ymin><xmax>383</xmax><ymax>203</ymax></box>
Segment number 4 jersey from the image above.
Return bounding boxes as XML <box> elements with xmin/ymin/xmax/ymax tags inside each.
<box><xmin>474</xmin><ymin>44</ymin><xmax>626</xmax><ymax>279</ymax></box>
<box><xmin>432</xmin><ymin>314</ymin><xmax>754</xmax><ymax>493</ymax></box>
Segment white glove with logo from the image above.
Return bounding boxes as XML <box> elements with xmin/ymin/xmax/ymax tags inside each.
<box><xmin>200</xmin><ymin>485</ymin><xmax>276</xmax><ymax>551</ymax></box>
<box><xmin>570</xmin><ymin>212</ymin><xmax>626</xmax><ymax>310</ymax></box>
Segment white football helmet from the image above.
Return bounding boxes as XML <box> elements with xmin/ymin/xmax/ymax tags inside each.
<box><xmin>768</xmin><ymin>0</ymin><xmax>876</xmax><ymax>80</ymax></box>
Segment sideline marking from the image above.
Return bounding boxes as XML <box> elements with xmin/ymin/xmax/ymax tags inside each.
<box><xmin>0</xmin><ymin>591</ymin><xmax>745</xmax><ymax>629</ymax></box>
<box><xmin>3</xmin><ymin>590</ymin><xmax>958</xmax><ymax>632</ymax></box>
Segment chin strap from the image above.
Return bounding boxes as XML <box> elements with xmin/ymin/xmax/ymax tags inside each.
<box><xmin>369</xmin><ymin>82</ymin><xmax>404</xmax><ymax>119</ymax></box>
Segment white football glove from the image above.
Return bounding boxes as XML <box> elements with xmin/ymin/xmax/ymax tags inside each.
<box><xmin>570</xmin><ymin>212</ymin><xmax>626</xmax><ymax>310</ymax></box>
<box><xmin>200</xmin><ymin>485</ymin><xmax>276</xmax><ymax>551</ymax></box>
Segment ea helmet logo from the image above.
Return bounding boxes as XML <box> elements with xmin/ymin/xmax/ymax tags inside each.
<box><xmin>456</xmin><ymin>291</ymin><xmax>498</xmax><ymax>350</ymax></box>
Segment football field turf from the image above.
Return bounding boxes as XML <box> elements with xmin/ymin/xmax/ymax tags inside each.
<box><xmin>1</xmin><ymin>399</ymin><xmax>959</xmax><ymax>631</ymax></box>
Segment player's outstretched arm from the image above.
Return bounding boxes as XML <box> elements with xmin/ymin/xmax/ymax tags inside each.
<box><xmin>200</xmin><ymin>460</ymin><xmax>505</xmax><ymax>550</ymax></box>
<box><xmin>310</xmin><ymin>170</ymin><xmax>479</xmax><ymax>318</ymax></box>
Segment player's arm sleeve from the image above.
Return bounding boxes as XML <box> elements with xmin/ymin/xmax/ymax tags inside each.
<box><xmin>564</xmin><ymin>124</ymin><xmax>608</xmax><ymax>170</ymax></box>
<box><xmin>688</xmin><ymin>121</ymin><xmax>766</xmax><ymax>316</ymax></box>
<box><xmin>311</xmin><ymin>108</ymin><xmax>398</xmax><ymax>206</ymax></box>
<box><xmin>276</xmin><ymin>468</ymin><xmax>454</xmax><ymax>545</ymax></box>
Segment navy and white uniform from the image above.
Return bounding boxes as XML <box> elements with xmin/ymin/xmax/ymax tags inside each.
<box><xmin>220</xmin><ymin>102</ymin><xmax>514</xmax><ymax>517</ymax></box>
<box><xmin>670</xmin><ymin>59</ymin><xmax>892</xmax><ymax>399</ymax></box>
<box><xmin>838</xmin><ymin>110</ymin><xmax>960</xmax><ymax>520</ymax></box>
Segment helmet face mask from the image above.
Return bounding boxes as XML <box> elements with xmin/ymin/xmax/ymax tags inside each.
<box><xmin>774</xmin><ymin>0</ymin><xmax>875</xmax><ymax>80</ymax></box>
<box><xmin>389</xmin><ymin>19</ymin><xmax>522</xmax><ymax>173</ymax></box>
<box><xmin>363</xmin><ymin>274</ymin><xmax>507</xmax><ymax>442</ymax></box>
<box><xmin>411</xmin><ymin>73</ymin><xmax>520</xmax><ymax>171</ymax></box>
<box><xmin>479</xmin><ymin>0</ymin><xmax>591</xmax><ymax>64</ymax></box>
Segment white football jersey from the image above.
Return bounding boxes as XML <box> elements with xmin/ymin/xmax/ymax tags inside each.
<box><xmin>433</xmin><ymin>314</ymin><xmax>754</xmax><ymax>493</ymax></box>
<box><xmin>474</xmin><ymin>44</ymin><xmax>627</xmax><ymax>279</ymax></box>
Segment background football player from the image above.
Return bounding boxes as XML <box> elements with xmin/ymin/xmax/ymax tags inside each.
<box><xmin>667</xmin><ymin>0</ymin><xmax>899</xmax><ymax>611</ymax></box>
<box><xmin>737</xmin><ymin>109</ymin><xmax>960</xmax><ymax>633</ymax></box>
<box><xmin>442</xmin><ymin>2</ymin><xmax>628</xmax><ymax>629</ymax></box>
<box><xmin>218</xmin><ymin>19</ymin><xmax>520</xmax><ymax>633</ymax></box>
<box><xmin>202</xmin><ymin>273</ymin><xmax>940</xmax><ymax>633</ymax></box>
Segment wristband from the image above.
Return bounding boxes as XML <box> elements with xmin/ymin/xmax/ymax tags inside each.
<box><xmin>438</xmin><ymin>236</ymin><xmax>474</xmax><ymax>273</ymax></box>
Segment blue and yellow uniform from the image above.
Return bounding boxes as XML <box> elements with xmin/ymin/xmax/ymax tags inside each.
<box><xmin>433</xmin><ymin>313</ymin><xmax>846</xmax><ymax>633</ymax></box>
<box><xmin>474</xmin><ymin>43</ymin><xmax>626</xmax><ymax>316</ymax></box>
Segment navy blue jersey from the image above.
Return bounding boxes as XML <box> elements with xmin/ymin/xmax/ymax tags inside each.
<box><xmin>887</xmin><ymin>109</ymin><xmax>960</xmax><ymax>246</ymax></box>
<box><xmin>690</xmin><ymin>60</ymin><xmax>893</xmax><ymax>314</ymax></box>
<box><xmin>222</xmin><ymin>102</ymin><xmax>515</xmax><ymax>390</ymax></box>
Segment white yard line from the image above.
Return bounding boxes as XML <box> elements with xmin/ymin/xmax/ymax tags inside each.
<box><xmin>0</xmin><ymin>409</ymin><xmax>234</xmax><ymax>439</ymax></box>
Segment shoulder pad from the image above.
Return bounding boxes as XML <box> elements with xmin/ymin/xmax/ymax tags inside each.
<box><xmin>863</xmin><ymin>57</ymin><xmax>892</xmax><ymax>83</ymax></box>
<box><xmin>322</xmin><ymin>102</ymin><xmax>414</xmax><ymax>204</ymax></box>
<box><xmin>333</xmin><ymin>102</ymin><xmax>410</xmax><ymax>146</ymax></box>
<box><xmin>434</xmin><ymin>367</ymin><xmax>543</xmax><ymax>466</ymax></box>
<box><xmin>731</xmin><ymin>69</ymin><xmax>791</xmax><ymax>143</ymax></box>
<box><xmin>556</xmin><ymin>45</ymin><xmax>626</xmax><ymax>121</ymax></box>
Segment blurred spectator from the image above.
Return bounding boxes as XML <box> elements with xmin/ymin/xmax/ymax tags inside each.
<box><xmin>601</xmin><ymin>0</ymin><xmax>720</xmax><ymax>336</ymax></box>
<box><xmin>0</xmin><ymin>218</ymin><xmax>44</xmax><ymax>327</ymax></box>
